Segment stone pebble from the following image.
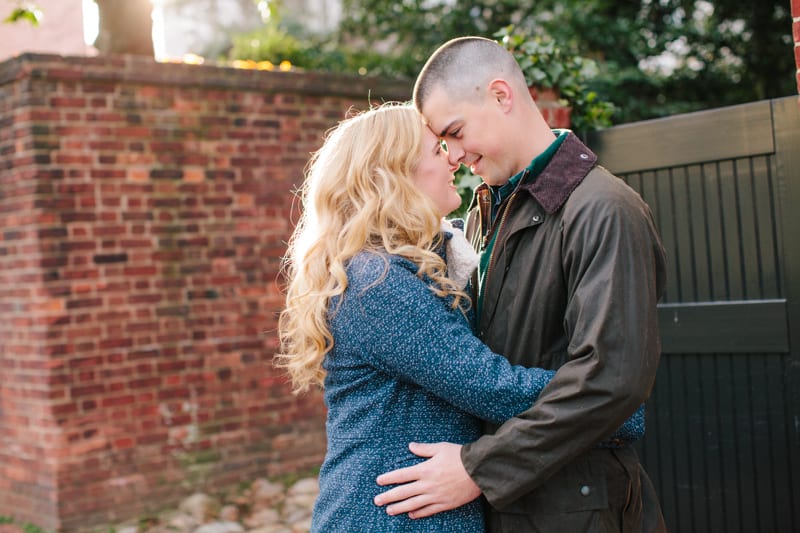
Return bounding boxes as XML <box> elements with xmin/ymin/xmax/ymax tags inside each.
<box><xmin>109</xmin><ymin>476</ymin><xmax>320</xmax><ymax>533</ymax></box>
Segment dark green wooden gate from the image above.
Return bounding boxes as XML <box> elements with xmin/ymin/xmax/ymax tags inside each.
<box><xmin>587</xmin><ymin>96</ymin><xmax>800</xmax><ymax>532</ymax></box>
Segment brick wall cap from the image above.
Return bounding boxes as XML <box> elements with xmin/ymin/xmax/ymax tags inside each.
<box><xmin>0</xmin><ymin>52</ymin><xmax>412</xmax><ymax>101</ymax></box>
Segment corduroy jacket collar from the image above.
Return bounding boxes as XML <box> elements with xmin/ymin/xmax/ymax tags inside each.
<box><xmin>519</xmin><ymin>132</ymin><xmax>598</xmax><ymax>214</ymax></box>
<box><xmin>467</xmin><ymin>132</ymin><xmax>598</xmax><ymax>215</ymax></box>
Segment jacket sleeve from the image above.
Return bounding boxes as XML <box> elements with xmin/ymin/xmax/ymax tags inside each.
<box><xmin>461</xmin><ymin>181</ymin><xmax>666</xmax><ymax>508</ymax></box>
<box><xmin>346</xmin><ymin>254</ymin><xmax>551</xmax><ymax>424</ymax></box>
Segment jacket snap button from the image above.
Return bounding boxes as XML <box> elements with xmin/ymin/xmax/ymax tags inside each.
<box><xmin>532</xmin><ymin>215</ymin><xmax>541</xmax><ymax>223</ymax></box>
<box><xmin>580</xmin><ymin>485</ymin><xmax>591</xmax><ymax>496</ymax></box>
<box><xmin>579</xmin><ymin>153</ymin><xmax>590</xmax><ymax>160</ymax></box>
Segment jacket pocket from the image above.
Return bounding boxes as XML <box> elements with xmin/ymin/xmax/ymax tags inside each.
<box><xmin>497</xmin><ymin>460</ymin><xmax>609</xmax><ymax>515</ymax></box>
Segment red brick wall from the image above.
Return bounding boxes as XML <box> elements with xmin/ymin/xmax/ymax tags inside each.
<box><xmin>528</xmin><ymin>86</ymin><xmax>571</xmax><ymax>129</ymax></box>
<box><xmin>0</xmin><ymin>53</ymin><xmax>410</xmax><ymax>531</ymax></box>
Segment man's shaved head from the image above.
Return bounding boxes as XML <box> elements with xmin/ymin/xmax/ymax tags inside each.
<box><xmin>413</xmin><ymin>36</ymin><xmax>527</xmax><ymax>113</ymax></box>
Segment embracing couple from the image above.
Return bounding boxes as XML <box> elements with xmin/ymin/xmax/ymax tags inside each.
<box><xmin>278</xmin><ymin>36</ymin><xmax>668</xmax><ymax>533</ymax></box>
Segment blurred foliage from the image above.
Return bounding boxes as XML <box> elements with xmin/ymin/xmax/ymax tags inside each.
<box><xmin>3</xmin><ymin>2</ymin><xmax>41</xmax><ymax>25</ymax></box>
<box><xmin>230</xmin><ymin>0</ymin><xmax>795</xmax><ymax>126</ymax></box>
<box><xmin>525</xmin><ymin>0</ymin><xmax>796</xmax><ymax>123</ymax></box>
<box><xmin>228</xmin><ymin>0</ymin><xmax>417</xmax><ymax>79</ymax></box>
<box><xmin>229</xmin><ymin>26</ymin><xmax>413</xmax><ymax>79</ymax></box>
<box><xmin>451</xmin><ymin>167</ymin><xmax>482</xmax><ymax>219</ymax></box>
<box><xmin>495</xmin><ymin>25</ymin><xmax>615</xmax><ymax>134</ymax></box>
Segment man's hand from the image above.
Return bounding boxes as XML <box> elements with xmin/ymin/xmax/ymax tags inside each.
<box><xmin>373</xmin><ymin>442</ymin><xmax>482</xmax><ymax>518</ymax></box>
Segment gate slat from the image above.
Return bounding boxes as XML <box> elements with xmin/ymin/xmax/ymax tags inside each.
<box><xmin>657</xmin><ymin>299</ymin><xmax>788</xmax><ymax>353</ymax></box>
<box><xmin>589</xmin><ymin>100</ymin><xmax>774</xmax><ymax>173</ymax></box>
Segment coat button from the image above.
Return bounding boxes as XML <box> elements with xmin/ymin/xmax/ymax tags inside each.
<box><xmin>579</xmin><ymin>153</ymin><xmax>590</xmax><ymax>160</ymax></box>
<box><xmin>580</xmin><ymin>485</ymin><xmax>591</xmax><ymax>496</ymax></box>
<box><xmin>532</xmin><ymin>215</ymin><xmax>541</xmax><ymax>223</ymax></box>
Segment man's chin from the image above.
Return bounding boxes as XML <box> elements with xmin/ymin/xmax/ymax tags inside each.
<box><xmin>468</xmin><ymin>157</ymin><xmax>482</xmax><ymax>175</ymax></box>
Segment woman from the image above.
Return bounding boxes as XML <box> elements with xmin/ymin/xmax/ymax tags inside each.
<box><xmin>277</xmin><ymin>103</ymin><xmax>642</xmax><ymax>532</ymax></box>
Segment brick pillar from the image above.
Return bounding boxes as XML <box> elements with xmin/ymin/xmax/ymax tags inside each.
<box><xmin>529</xmin><ymin>86</ymin><xmax>572</xmax><ymax>129</ymax></box>
<box><xmin>0</xmin><ymin>53</ymin><xmax>410</xmax><ymax>531</ymax></box>
<box><xmin>793</xmin><ymin>0</ymin><xmax>800</xmax><ymax>93</ymax></box>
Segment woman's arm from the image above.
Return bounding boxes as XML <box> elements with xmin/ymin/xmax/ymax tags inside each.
<box><xmin>345</xmin><ymin>253</ymin><xmax>643</xmax><ymax>442</ymax></box>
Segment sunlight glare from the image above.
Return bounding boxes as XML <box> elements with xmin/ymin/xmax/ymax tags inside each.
<box><xmin>81</xmin><ymin>0</ymin><xmax>98</xmax><ymax>46</ymax></box>
<box><xmin>151</xmin><ymin>0</ymin><xmax>166</xmax><ymax>60</ymax></box>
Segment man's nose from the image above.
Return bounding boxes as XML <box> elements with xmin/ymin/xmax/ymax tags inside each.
<box><xmin>446</xmin><ymin>144</ymin><xmax>464</xmax><ymax>167</ymax></box>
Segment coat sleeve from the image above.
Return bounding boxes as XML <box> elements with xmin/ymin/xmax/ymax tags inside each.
<box><xmin>461</xmin><ymin>180</ymin><xmax>666</xmax><ymax>508</ymax></box>
<box><xmin>345</xmin><ymin>254</ymin><xmax>552</xmax><ymax>425</ymax></box>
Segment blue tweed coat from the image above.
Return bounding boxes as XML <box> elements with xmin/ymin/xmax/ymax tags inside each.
<box><xmin>311</xmin><ymin>250</ymin><xmax>643</xmax><ymax>532</ymax></box>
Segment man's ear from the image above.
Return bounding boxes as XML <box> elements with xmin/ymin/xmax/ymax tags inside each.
<box><xmin>487</xmin><ymin>79</ymin><xmax>514</xmax><ymax>111</ymax></box>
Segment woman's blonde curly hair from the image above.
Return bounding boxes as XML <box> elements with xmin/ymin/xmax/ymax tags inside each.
<box><xmin>277</xmin><ymin>102</ymin><xmax>468</xmax><ymax>393</ymax></box>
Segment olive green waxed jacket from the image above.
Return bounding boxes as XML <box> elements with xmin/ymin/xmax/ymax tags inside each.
<box><xmin>462</xmin><ymin>133</ymin><xmax>668</xmax><ymax>532</ymax></box>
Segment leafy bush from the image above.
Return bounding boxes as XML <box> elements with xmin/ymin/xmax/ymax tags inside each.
<box><xmin>495</xmin><ymin>26</ymin><xmax>615</xmax><ymax>134</ymax></box>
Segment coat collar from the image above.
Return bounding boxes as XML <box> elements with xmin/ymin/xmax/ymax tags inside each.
<box><xmin>467</xmin><ymin>132</ymin><xmax>598</xmax><ymax>215</ymax></box>
<box><xmin>519</xmin><ymin>132</ymin><xmax>597</xmax><ymax>214</ymax></box>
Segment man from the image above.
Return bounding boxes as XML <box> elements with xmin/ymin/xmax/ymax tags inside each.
<box><xmin>374</xmin><ymin>36</ymin><xmax>668</xmax><ymax>532</ymax></box>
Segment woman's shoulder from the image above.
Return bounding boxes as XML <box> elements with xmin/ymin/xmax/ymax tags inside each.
<box><xmin>346</xmin><ymin>251</ymin><xmax>419</xmax><ymax>290</ymax></box>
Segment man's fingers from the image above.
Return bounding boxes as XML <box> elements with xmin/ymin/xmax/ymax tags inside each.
<box><xmin>384</xmin><ymin>494</ymin><xmax>432</xmax><ymax>516</ymax></box>
<box><xmin>376</xmin><ymin>442</ymin><xmax>443</xmax><ymax>487</ymax></box>
<box><xmin>373</xmin><ymin>481</ymin><xmax>424</xmax><ymax>506</ymax></box>
<box><xmin>408</xmin><ymin>441</ymin><xmax>438</xmax><ymax>458</ymax></box>
<box><xmin>408</xmin><ymin>503</ymin><xmax>448</xmax><ymax>519</ymax></box>
<box><xmin>374</xmin><ymin>442</ymin><xmax>479</xmax><ymax>519</ymax></box>
<box><xmin>376</xmin><ymin>458</ymin><xmax>428</xmax><ymax>487</ymax></box>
